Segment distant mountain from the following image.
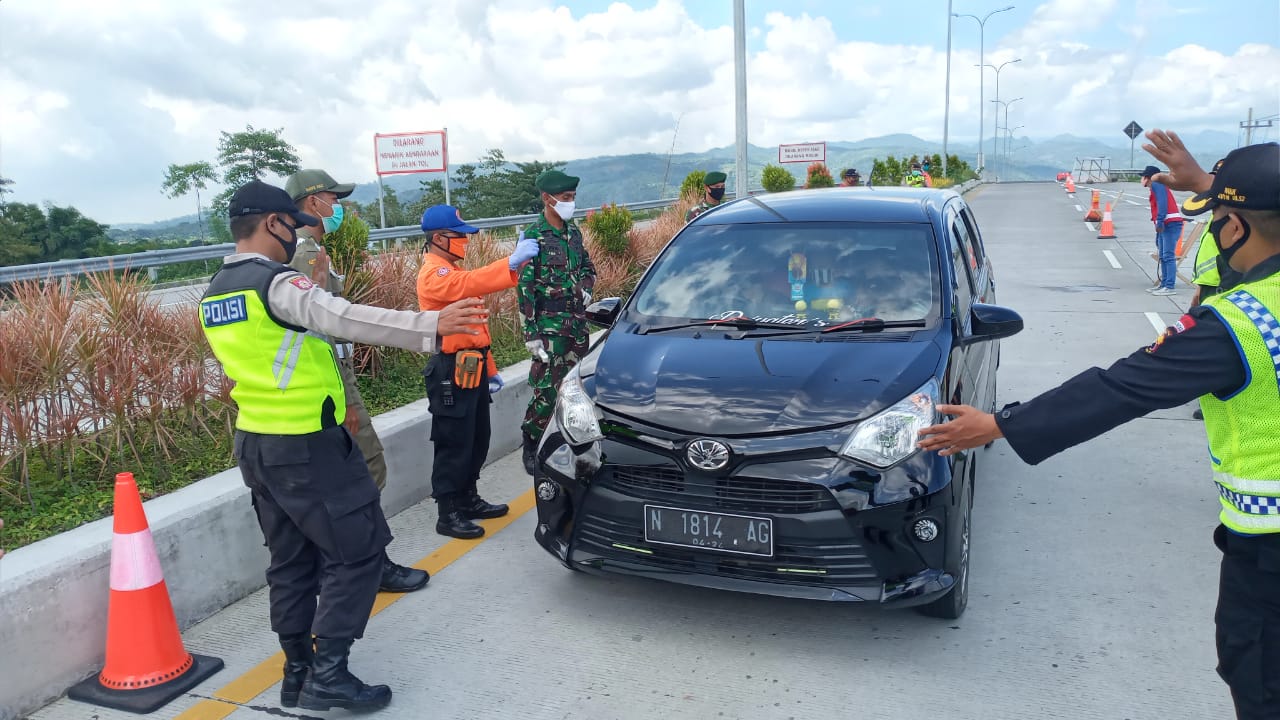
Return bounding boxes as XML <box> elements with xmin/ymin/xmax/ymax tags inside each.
<box><xmin>120</xmin><ymin>131</ymin><xmax>1245</xmax><ymax>229</ymax></box>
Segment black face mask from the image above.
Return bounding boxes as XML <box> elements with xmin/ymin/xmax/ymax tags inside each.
<box><xmin>708</xmin><ymin>186</ymin><xmax>726</xmax><ymax>201</ymax></box>
<box><xmin>268</xmin><ymin>216</ymin><xmax>299</xmax><ymax>263</ymax></box>
<box><xmin>1211</xmin><ymin>212</ymin><xmax>1251</xmax><ymax>267</ymax></box>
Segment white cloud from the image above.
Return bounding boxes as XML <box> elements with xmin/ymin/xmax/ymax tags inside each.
<box><xmin>0</xmin><ymin>0</ymin><xmax>1275</xmax><ymax>224</ymax></box>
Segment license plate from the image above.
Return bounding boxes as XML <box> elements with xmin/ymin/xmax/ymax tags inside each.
<box><xmin>642</xmin><ymin>505</ymin><xmax>774</xmax><ymax>557</ymax></box>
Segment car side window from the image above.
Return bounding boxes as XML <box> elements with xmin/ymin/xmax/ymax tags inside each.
<box><xmin>949</xmin><ymin>220</ymin><xmax>974</xmax><ymax>314</ymax></box>
<box><xmin>958</xmin><ymin>208</ymin><xmax>985</xmax><ymax>269</ymax></box>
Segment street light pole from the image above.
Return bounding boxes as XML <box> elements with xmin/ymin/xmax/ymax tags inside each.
<box><xmin>980</xmin><ymin>57</ymin><xmax>1021</xmax><ymax>174</ymax></box>
<box><xmin>953</xmin><ymin>5</ymin><xmax>1014</xmax><ymax>176</ymax></box>
<box><xmin>733</xmin><ymin>0</ymin><xmax>748</xmax><ymax>200</ymax></box>
<box><xmin>943</xmin><ymin>0</ymin><xmax>954</xmax><ymax>177</ymax></box>
<box><xmin>990</xmin><ymin>97</ymin><xmax>1022</xmax><ymax>179</ymax></box>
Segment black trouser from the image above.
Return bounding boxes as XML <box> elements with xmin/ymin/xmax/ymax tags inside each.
<box><xmin>424</xmin><ymin>351</ymin><xmax>491</xmax><ymax>500</ymax></box>
<box><xmin>235</xmin><ymin>426</ymin><xmax>392</xmax><ymax>639</ymax></box>
<box><xmin>1213</xmin><ymin>524</ymin><xmax>1280</xmax><ymax>719</ymax></box>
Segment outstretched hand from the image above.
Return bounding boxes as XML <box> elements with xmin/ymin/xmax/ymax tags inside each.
<box><xmin>1142</xmin><ymin>129</ymin><xmax>1214</xmax><ymax>193</ymax></box>
<box><xmin>917</xmin><ymin>404</ymin><xmax>1003</xmax><ymax>456</ymax></box>
<box><xmin>438</xmin><ymin>297</ymin><xmax>488</xmax><ymax>336</ymax></box>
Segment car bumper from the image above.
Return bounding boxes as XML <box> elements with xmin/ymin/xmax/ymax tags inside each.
<box><xmin>532</xmin><ymin>422</ymin><xmax>964</xmax><ymax>606</ymax></box>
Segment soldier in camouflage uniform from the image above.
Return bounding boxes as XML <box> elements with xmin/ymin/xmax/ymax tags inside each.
<box><xmin>518</xmin><ymin>170</ymin><xmax>596</xmax><ymax>475</ymax></box>
<box><xmin>285</xmin><ymin>169</ymin><xmax>429</xmax><ymax>594</ymax></box>
<box><xmin>684</xmin><ymin>170</ymin><xmax>728</xmax><ymax>223</ymax></box>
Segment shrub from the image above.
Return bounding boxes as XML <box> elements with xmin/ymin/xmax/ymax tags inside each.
<box><xmin>582</xmin><ymin>203</ymin><xmax>634</xmax><ymax>257</ymax></box>
<box><xmin>804</xmin><ymin>162</ymin><xmax>834</xmax><ymax>189</ymax></box>
<box><xmin>761</xmin><ymin>164</ymin><xmax>796</xmax><ymax>193</ymax></box>
<box><xmin>932</xmin><ymin>177</ymin><xmax>957</xmax><ymax>189</ymax></box>
<box><xmin>679</xmin><ymin>170</ymin><xmax>707</xmax><ymax>200</ymax></box>
<box><xmin>324</xmin><ymin>207</ymin><xmax>372</xmax><ymax>277</ymax></box>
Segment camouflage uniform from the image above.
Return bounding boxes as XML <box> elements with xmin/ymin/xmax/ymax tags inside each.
<box><xmin>289</xmin><ymin>228</ymin><xmax>387</xmax><ymax>491</ymax></box>
<box><xmin>517</xmin><ymin>212</ymin><xmax>596</xmax><ymax>440</ymax></box>
<box><xmin>684</xmin><ymin>199</ymin><xmax>724</xmax><ymax>223</ymax></box>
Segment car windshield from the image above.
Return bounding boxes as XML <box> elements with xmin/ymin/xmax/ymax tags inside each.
<box><xmin>628</xmin><ymin>222</ymin><xmax>939</xmax><ymax>329</ymax></box>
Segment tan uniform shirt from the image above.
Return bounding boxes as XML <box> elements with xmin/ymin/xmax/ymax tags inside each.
<box><xmin>223</xmin><ymin>252</ymin><xmax>439</xmax><ymax>353</ymax></box>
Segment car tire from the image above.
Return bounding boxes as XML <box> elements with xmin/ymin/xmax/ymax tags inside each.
<box><xmin>916</xmin><ymin>480</ymin><xmax>972</xmax><ymax>620</ymax></box>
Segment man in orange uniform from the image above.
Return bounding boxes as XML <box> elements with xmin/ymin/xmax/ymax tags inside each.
<box><xmin>416</xmin><ymin>205</ymin><xmax>541</xmax><ymax>538</ymax></box>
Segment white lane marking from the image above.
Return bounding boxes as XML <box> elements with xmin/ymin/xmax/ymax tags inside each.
<box><xmin>1074</xmin><ymin>204</ymin><xmax>1083</xmax><ymax>212</ymax></box>
<box><xmin>1085</xmin><ymin>221</ymin><xmax>1098</xmax><ymax>232</ymax></box>
<box><xmin>1145</xmin><ymin>311</ymin><xmax>1167</xmax><ymax>336</ymax></box>
<box><xmin>1102</xmin><ymin>250</ymin><xmax>1122</xmax><ymax>269</ymax></box>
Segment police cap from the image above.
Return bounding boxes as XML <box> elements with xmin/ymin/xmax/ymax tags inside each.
<box><xmin>1181</xmin><ymin>142</ymin><xmax>1280</xmax><ymax>216</ymax></box>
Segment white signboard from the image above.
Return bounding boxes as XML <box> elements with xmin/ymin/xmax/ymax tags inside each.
<box><xmin>373</xmin><ymin>131</ymin><xmax>447</xmax><ymax>176</ymax></box>
<box><xmin>778</xmin><ymin>142</ymin><xmax>826</xmax><ymax>164</ymax></box>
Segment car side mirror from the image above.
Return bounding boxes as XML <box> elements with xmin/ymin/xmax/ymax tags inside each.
<box><xmin>586</xmin><ymin>297</ymin><xmax>622</xmax><ymax>328</ymax></box>
<box><xmin>958</xmin><ymin>303</ymin><xmax>1023</xmax><ymax>345</ymax></box>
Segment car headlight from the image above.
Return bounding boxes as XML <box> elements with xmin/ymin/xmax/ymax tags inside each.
<box><xmin>555</xmin><ymin>368</ymin><xmax>604</xmax><ymax>445</ymax></box>
<box><xmin>839</xmin><ymin>378</ymin><xmax>939</xmax><ymax>468</ymax></box>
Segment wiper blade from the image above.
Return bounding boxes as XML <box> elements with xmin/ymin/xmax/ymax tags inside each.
<box><xmin>641</xmin><ymin>318</ymin><xmax>804</xmax><ymax>334</ymax></box>
<box><xmin>819</xmin><ymin>318</ymin><xmax>926</xmax><ymax>333</ymax></box>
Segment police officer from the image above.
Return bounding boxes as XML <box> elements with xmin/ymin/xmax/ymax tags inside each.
<box><xmin>200</xmin><ymin>181</ymin><xmax>485</xmax><ymax>712</ymax></box>
<box><xmin>416</xmin><ymin>205</ymin><xmax>540</xmax><ymax>537</ymax></box>
<box><xmin>285</xmin><ymin>169</ymin><xmax>428</xmax><ymax>593</ymax></box>
<box><xmin>517</xmin><ymin>170</ymin><xmax>597</xmax><ymax>475</ymax></box>
<box><xmin>685</xmin><ymin>170</ymin><xmax>728</xmax><ymax>222</ymax></box>
<box><xmin>917</xmin><ymin>137</ymin><xmax>1280</xmax><ymax>720</ymax></box>
<box><xmin>903</xmin><ymin>162</ymin><xmax>926</xmax><ymax>187</ymax></box>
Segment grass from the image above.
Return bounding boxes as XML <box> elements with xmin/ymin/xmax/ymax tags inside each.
<box><xmin>0</xmin><ymin>203</ymin><xmax>689</xmax><ymax>553</ymax></box>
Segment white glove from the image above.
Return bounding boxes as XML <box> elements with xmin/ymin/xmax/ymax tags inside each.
<box><xmin>509</xmin><ymin>231</ymin><xmax>540</xmax><ymax>270</ymax></box>
<box><xmin>488</xmin><ymin>374</ymin><xmax>504</xmax><ymax>394</ymax></box>
<box><xmin>526</xmin><ymin>339</ymin><xmax>550</xmax><ymax>363</ymax></box>
<box><xmin>582</xmin><ymin>290</ymin><xmax>593</xmax><ymax>306</ymax></box>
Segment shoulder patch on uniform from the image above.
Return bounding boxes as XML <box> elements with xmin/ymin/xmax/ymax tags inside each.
<box><xmin>288</xmin><ymin>276</ymin><xmax>315</xmax><ymax>290</ymax></box>
<box><xmin>436</xmin><ymin>267</ymin><xmax>450</xmax><ymax>277</ymax></box>
<box><xmin>1173</xmin><ymin>314</ymin><xmax>1197</xmax><ymax>334</ymax></box>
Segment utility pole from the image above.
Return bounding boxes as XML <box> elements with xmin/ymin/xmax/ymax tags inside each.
<box><xmin>733</xmin><ymin>0</ymin><xmax>749</xmax><ymax>199</ymax></box>
<box><xmin>1241</xmin><ymin>107</ymin><xmax>1273</xmax><ymax>146</ymax></box>
<box><xmin>942</xmin><ymin>0</ymin><xmax>953</xmax><ymax>177</ymax></box>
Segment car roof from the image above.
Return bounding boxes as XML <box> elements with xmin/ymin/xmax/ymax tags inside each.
<box><xmin>695</xmin><ymin>187</ymin><xmax>959</xmax><ymax>225</ymax></box>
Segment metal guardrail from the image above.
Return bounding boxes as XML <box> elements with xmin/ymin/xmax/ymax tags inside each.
<box><xmin>0</xmin><ymin>196</ymin><xmax>687</xmax><ymax>285</ymax></box>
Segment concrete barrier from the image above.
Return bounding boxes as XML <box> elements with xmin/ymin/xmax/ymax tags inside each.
<box><xmin>0</xmin><ymin>359</ymin><xmax>535</xmax><ymax>720</ymax></box>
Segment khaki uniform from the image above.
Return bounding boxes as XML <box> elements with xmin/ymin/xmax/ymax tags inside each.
<box><xmin>289</xmin><ymin>231</ymin><xmax>387</xmax><ymax>490</ymax></box>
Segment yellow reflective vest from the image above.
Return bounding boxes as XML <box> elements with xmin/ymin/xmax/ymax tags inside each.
<box><xmin>1201</xmin><ymin>275</ymin><xmax>1280</xmax><ymax>534</ymax></box>
<box><xmin>200</xmin><ymin>258</ymin><xmax>346</xmax><ymax>434</ymax></box>
<box><xmin>1192</xmin><ymin>223</ymin><xmax>1222</xmax><ymax>289</ymax></box>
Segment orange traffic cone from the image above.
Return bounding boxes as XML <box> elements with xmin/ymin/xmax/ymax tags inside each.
<box><xmin>1097</xmin><ymin>203</ymin><xmax>1117</xmax><ymax>239</ymax></box>
<box><xmin>1084</xmin><ymin>190</ymin><xmax>1103</xmax><ymax>222</ymax></box>
<box><xmin>1174</xmin><ymin>223</ymin><xmax>1188</xmax><ymax>258</ymax></box>
<box><xmin>1065</xmin><ymin>177</ymin><xmax>1076</xmax><ymax>194</ymax></box>
<box><xmin>68</xmin><ymin>472</ymin><xmax>223</xmax><ymax>713</ymax></box>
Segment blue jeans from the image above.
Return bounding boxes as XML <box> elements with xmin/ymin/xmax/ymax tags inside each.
<box><xmin>1157</xmin><ymin>221</ymin><xmax>1182</xmax><ymax>289</ymax></box>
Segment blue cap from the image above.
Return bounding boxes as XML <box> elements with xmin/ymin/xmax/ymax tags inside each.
<box><xmin>420</xmin><ymin>205</ymin><xmax>478</xmax><ymax>234</ymax></box>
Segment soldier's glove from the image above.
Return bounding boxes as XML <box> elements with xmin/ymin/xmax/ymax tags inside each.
<box><xmin>582</xmin><ymin>289</ymin><xmax>592</xmax><ymax>306</ymax></box>
<box><xmin>489</xmin><ymin>374</ymin><xmax>505</xmax><ymax>394</ymax></box>
<box><xmin>525</xmin><ymin>339</ymin><xmax>551</xmax><ymax>363</ymax></box>
<box><xmin>509</xmin><ymin>231</ymin><xmax>540</xmax><ymax>270</ymax></box>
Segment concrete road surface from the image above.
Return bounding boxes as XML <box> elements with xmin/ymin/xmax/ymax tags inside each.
<box><xmin>33</xmin><ymin>182</ymin><xmax>1234</xmax><ymax>720</ymax></box>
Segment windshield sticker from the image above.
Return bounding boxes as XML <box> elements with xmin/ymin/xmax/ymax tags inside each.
<box><xmin>708</xmin><ymin>310</ymin><xmax>833</xmax><ymax>327</ymax></box>
<box><xmin>788</xmin><ymin>253</ymin><xmax>807</xmax><ymax>301</ymax></box>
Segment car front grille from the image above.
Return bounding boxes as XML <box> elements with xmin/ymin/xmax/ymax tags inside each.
<box><xmin>603</xmin><ymin>466</ymin><xmax>841</xmax><ymax>514</ymax></box>
<box><xmin>574</xmin><ymin>513</ymin><xmax>880</xmax><ymax>586</ymax></box>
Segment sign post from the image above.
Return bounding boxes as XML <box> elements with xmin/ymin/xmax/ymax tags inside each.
<box><xmin>778</xmin><ymin>142</ymin><xmax>827</xmax><ymax>164</ymax></box>
<box><xmin>1123</xmin><ymin>121</ymin><xmax>1143</xmax><ymax>170</ymax></box>
<box><xmin>373</xmin><ymin>130</ymin><xmax>449</xmax><ymax>228</ymax></box>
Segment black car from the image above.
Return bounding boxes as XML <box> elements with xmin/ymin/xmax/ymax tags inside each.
<box><xmin>531</xmin><ymin>187</ymin><xmax>1022</xmax><ymax>618</ymax></box>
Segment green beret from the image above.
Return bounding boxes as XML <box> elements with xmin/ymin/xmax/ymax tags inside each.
<box><xmin>704</xmin><ymin>171</ymin><xmax>727</xmax><ymax>185</ymax></box>
<box><xmin>535</xmin><ymin>169</ymin><xmax>580</xmax><ymax>194</ymax></box>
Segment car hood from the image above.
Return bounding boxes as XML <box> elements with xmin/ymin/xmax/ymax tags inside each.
<box><xmin>586</xmin><ymin>331</ymin><xmax>943</xmax><ymax>436</ymax></box>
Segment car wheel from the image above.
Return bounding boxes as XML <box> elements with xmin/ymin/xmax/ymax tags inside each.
<box><xmin>916</xmin><ymin>481</ymin><xmax>972</xmax><ymax>620</ymax></box>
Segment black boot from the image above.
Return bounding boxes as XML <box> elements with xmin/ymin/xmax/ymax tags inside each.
<box><xmin>435</xmin><ymin>494</ymin><xmax>484</xmax><ymax>539</ymax></box>
<box><xmin>297</xmin><ymin>637</ymin><xmax>392</xmax><ymax>712</ymax></box>
<box><xmin>459</xmin><ymin>491</ymin><xmax>509</xmax><ymax>520</ymax></box>
<box><xmin>522</xmin><ymin>432</ymin><xmax>538</xmax><ymax>476</ymax></box>
<box><xmin>379</xmin><ymin>550</ymin><xmax>429</xmax><ymax>593</ymax></box>
<box><xmin>278</xmin><ymin>632</ymin><xmax>313</xmax><ymax>708</ymax></box>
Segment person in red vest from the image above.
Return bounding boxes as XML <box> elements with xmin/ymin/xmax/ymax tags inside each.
<box><xmin>1142</xmin><ymin>165</ymin><xmax>1186</xmax><ymax>296</ymax></box>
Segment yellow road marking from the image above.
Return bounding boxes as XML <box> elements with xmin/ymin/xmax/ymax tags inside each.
<box><xmin>174</xmin><ymin>489</ymin><xmax>536</xmax><ymax>719</ymax></box>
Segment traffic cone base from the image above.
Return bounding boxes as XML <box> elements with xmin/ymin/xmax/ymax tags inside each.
<box><xmin>68</xmin><ymin>473</ymin><xmax>224</xmax><ymax>713</ymax></box>
<box><xmin>1084</xmin><ymin>190</ymin><xmax>1103</xmax><ymax>222</ymax></box>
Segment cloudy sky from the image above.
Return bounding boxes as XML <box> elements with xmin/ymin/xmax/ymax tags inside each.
<box><xmin>1</xmin><ymin>0</ymin><xmax>1277</xmax><ymax>224</ymax></box>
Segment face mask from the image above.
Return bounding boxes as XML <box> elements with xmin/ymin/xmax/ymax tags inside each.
<box><xmin>321</xmin><ymin>202</ymin><xmax>344</xmax><ymax>234</ymax></box>
<box><xmin>708</xmin><ymin>187</ymin><xmax>726</xmax><ymax>201</ymax></box>
<box><xmin>1211</xmin><ymin>212</ymin><xmax>1251</xmax><ymax>266</ymax></box>
<box><xmin>268</xmin><ymin>217</ymin><xmax>299</xmax><ymax>263</ymax></box>
<box><xmin>552</xmin><ymin>199</ymin><xmax>576</xmax><ymax>221</ymax></box>
<box><xmin>434</xmin><ymin>234</ymin><xmax>469</xmax><ymax>258</ymax></box>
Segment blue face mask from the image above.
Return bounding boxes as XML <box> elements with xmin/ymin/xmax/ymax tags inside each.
<box><xmin>322</xmin><ymin>203</ymin><xmax>344</xmax><ymax>233</ymax></box>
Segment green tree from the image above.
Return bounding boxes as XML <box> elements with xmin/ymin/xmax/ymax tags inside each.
<box><xmin>45</xmin><ymin>205</ymin><xmax>110</xmax><ymax>259</ymax></box>
<box><xmin>507</xmin><ymin>159</ymin><xmax>565</xmax><ymax>214</ymax></box>
<box><xmin>679</xmin><ymin>170</ymin><xmax>707</xmax><ymax>200</ymax></box>
<box><xmin>760</xmin><ymin>164</ymin><xmax>796</xmax><ymax>193</ymax></box>
<box><xmin>213</xmin><ymin>125</ymin><xmax>301</xmax><ymax>210</ymax></box>
<box><xmin>405</xmin><ymin>178</ymin><xmax>448</xmax><ymax>224</ymax></box>
<box><xmin>0</xmin><ymin>176</ymin><xmax>14</xmax><ymax>207</ymax></box>
<box><xmin>0</xmin><ymin>209</ymin><xmax>41</xmax><ymax>266</ymax></box>
<box><xmin>161</xmin><ymin>161</ymin><xmax>217</xmax><ymax>244</ymax></box>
